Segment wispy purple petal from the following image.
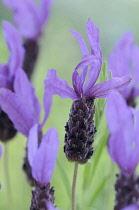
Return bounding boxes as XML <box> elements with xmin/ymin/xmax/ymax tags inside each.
<box><xmin>14</xmin><ymin>68</ymin><xmax>41</xmax><ymax>124</ymax></box>
<box><xmin>41</xmin><ymin>81</ymin><xmax>53</xmax><ymax>128</ymax></box>
<box><xmin>2</xmin><ymin>21</ymin><xmax>25</xmax><ymax>78</ymax></box>
<box><xmin>86</xmin><ymin>19</ymin><xmax>101</xmax><ymax>56</ymax></box>
<box><xmin>0</xmin><ymin>88</ymin><xmax>37</xmax><ymax>136</ymax></box>
<box><xmin>69</xmin><ymin>30</ymin><xmax>89</xmax><ymax>57</ymax></box>
<box><xmin>45</xmin><ymin>69</ymin><xmax>79</xmax><ymax>100</ymax></box>
<box><xmin>106</xmin><ymin>91</ymin><xmax>133</xmax><ymax>133</ymax></box>
<box><xmin>89</xmin><ymin>75</ymin><xmax>131</xmax><ymax>98</ymax></box>
<box><xmin>27</xmin><ymin>124</ymin><xmax>39</xmax><ymax>167</ymax></box>
<box><xmin>32</xmin><ymin>127</ymin><xmax>60</xmax><ymax>185</ymax></box>
<box><xmin>108</xmin><ymin>32</ymin><xmax>134</xmax><ymax>77</ymax></box>
<box><xmin>72</xmin><ymin>71</ymin><xmax>82</xmax><ymax>96</ymax></box>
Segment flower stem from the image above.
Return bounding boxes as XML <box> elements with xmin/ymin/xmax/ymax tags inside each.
<box><xmin>72</xmin><ymin>162</ymin><xmax>78</xmax><ymax>210</ymax></box>
<box><xmin>3</xmin><ymin>143</ymin><xmax>12</xmax><ymax>209</ymax></box>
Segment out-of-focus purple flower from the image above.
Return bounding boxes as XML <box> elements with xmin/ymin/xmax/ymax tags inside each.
<box><xmin>45</xmin><ymin>19</ymin><xmax>131</xmax><ymax>100</ymax></box>
<box><xmin>46</xmin><ymin>201</ymin><xmax>61</xmax><ymax>210</ymax></box>
<box><xmin>28</xmin><ymin>125</ymin><xmax>59</xmax><ymax>185</ymax></box>
<box><xmin>0</xmin><ymin>68</ymin><xmax>52</xmax><ymax>137</ymax></box>
<box><xmin>106</xmin><ymin>91</ymin><xmax>139</xmax><ymax>176</ymax></box>
<box><xmin>0</xmin><ymin>21</ymin><xmax>24</xmax><ymax>89</ymax></box>
<box><xmin>3</xmin><ymin>0</ymin><xmax>53</xmax><ymax>40</ymax></box>
<box><xmin>0</xmin><ymin>145</ymin><xmax>2</xmax><ymax>158</ymax></box>
<box><xmin>108</xmin><ymin>32</ymin><xmax>139</xmax><ymax>107</ymax></box>
<box><xmin>121</xmin><ymin>204</ymin><xmax>139</xmax><ymax>210</ymax></box>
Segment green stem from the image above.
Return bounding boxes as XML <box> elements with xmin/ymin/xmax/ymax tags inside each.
<box><xmin>72</xmin><ymin>162</ymin><xmax>78</xmax><ymax>210</ymax></box>
<box><xmin>3</xmin><ymin>143</ymin><xmax>12</xmax><ymax>209</ymax></box>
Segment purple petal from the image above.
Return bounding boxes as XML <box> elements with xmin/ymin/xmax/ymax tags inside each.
<box><xmin>27</xmin><ymin>124</ymin><xmax>39</xmax><ymax>167</ymax></box>
<box><xmin>46</xmin><ymin>201</ymin><xmax>61</xmax><ymax>210</ymax></box>
<box><xmin>132</xmin><ymin>45</ymin><xmax>139</xmax><ymax>87</ymax></box>
<box><xmin>3</xmin><ymin>0</ymin><xmax>41</xmax><ymax>39</ymax></box>
<box><xmin>40</xmin><ymin>82</ymin><xmax>53</xmax><ymax>128</ymax></box>
<box><xmin>108</xmin><ymin>32</ymin><xmax>134</xmax><ymax>77</ymax></box>
<box><xmin>0</xmin><ymin>88</ymin><xmax>37</xmax><ymax>136</ymax></box>
<box><xmin>39</xmin><ymin>0</ymin><xmax>53</xmax><ymax>26</ymax></box>
<box><xmin>69</xmin><ymin>30</ymin><xmax>89</xmax><ymax>57</ymax></box>
<box><xmin>89</xmin><ymin>75</ymin><xmax>131</xmax><ymax>98</ymax></box>
<box><xmin>14</xmin><ymin>68</ymin><xmax>41</xmax><ymax>124</ymax></box>
<box><xmin>86</xmin><ymin>19</ymin><xmax>101</xmax><ymax>57</ymax></box>
<box><xmin>0</xmin><ymin>145</ymin><xmax>2</xmax><ymax>158</ymax></box>
<box><xmin>83</xmin><ymin>57</ymin><xmax>102</xmax><ymax>95</ymax></box>
<box><xmin>106</xmin><ymin>91</ymin><xmax>133</xmax><ymax>133</ymax></box>
<box><xmin>108</xmin><ymin>129</ymin><xmax>139</xmax><ymax>176</ymax></box>
<box><xmin>45</xmin><ymin>69</ymin><xmax>79</xmax><ymax>100</ymax></box>
<box><xmin>32</xmin><ymin>127</ymin><xmax>60</xmax><ymax>185</ymax></box>
<box><xmin>2</xmin><ymin>21</ymin><xmax>25</xmax><ymax>78</ymax></box>
<box><xmin>72</xmin><ymin>71</ymin><xmax>82</xmax><ymax>96</ymax></box>
<box><xmin>107</xmin><ymin>92</ymin><xmax>139</xmax><ymax>175</ymax></box>
<box><xmin>121</xmin><ymin>204</ymin><xmax>139</xmax><ymax>210</ymax></box>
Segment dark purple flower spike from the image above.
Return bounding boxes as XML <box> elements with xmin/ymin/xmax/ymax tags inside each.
<box><xmin>106</xmin><ymin>91</ymin><xmax>139</xmax><ymax>209</ymax></box>
<box><xmin>45</xmin><ymin>19</ymin><xmax>131</xmax><ymax>164</ymax></box>
<box><xmin>0</xmin><ymin>21</ymin><xmax>25</xmax><ymax>142</ymax></box>
<box><xmin>108</xmin><ymin>32</ymin><xmax>139</xmax><ymax>107</ymax></box>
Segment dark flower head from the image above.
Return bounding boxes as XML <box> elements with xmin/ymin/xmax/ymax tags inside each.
<box><xmin>106</xmin><ymin>91</ymin><xmax>139</xmax><ymax>176</ymax></box>
<box><xmin>108</xmin><ymin>32</ymin><xmax>139</xmax><ymax>107</ymax></box>
<box><xmin>45</xmin><ymin>19</ymin><xmax>131</xmax><ymax>100</ymax></box>
<box><xmin>3</xmin><ymin>0</ymin><xmax>53</xmax><ymax>40</ymax></box>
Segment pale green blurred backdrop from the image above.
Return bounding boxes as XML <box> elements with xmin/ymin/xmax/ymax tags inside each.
<box><xmin>0</xmin><ymin>0</ymin><xmax>139</xmax><ymax>210</ymax></box>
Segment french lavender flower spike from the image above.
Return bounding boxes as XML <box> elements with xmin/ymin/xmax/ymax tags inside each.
<box><xmin>106</xmin><ymin>91</ymin><xmax>139</xmax><ymax>209</ymax></box>
<box><xmin>2</xmin><ymin>0</ymin><xmax>53</xmax><ymax>79</ymax></box>
<box><xmin>108</xmin><ymin>32</ymin><xmax>139</xmax><ymax>107</ymax></box>
<box><xmin>0</xmin><ymin>68</ymin><xmax>41</xmax><ymax>137</ymax></box>
<box><xmin>0</xmin><ymin>21</ymin><xmax>25</xmax><ymax>142</ymax></box>
<box><xmin>45</xmin><ymin>19</ymin><xmax>131</xmax><ymax>165</ymax></box>
<box><xmin>28</xmin><ymin>125</ymin><xmax>60</xmax><ymax>209</ymax></box>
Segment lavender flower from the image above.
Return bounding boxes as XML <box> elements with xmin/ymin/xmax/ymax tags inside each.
<box><xmin>108</xmin><ymin>32</ymin><xmax>139</xmax><ymax>107</ymax></box>
<box><xmin>45</xmin><ymin>19</ymin><xmax>131</xmax><ymax>164</ymax></box>
<box><xmin>28</xmin><ymin>124</ymin><xmax>60</xmax><ymax>209</ymax></box>
<box><xmin>0</xmin><ymin>21</ymin><xmax>25</xmax><ymax>142</ymax></box>
<box><xmin>106</xmin><ymin>91</ymin><xmax>139</xmax><ymax>209</ymax></box>
<box><xmin>0</xmin><ymin>68</ymin><xmax>52</xmax><ymax>184</ymax></box>
<box><xmin>2</xmin><ymin>0</ymin><xmax>52</xmax><ymax>40</ymax></box>
<box><xmin>0</xmin><ymin>21</ymin><xmax>24</xmax><ymax>90</ymax></box>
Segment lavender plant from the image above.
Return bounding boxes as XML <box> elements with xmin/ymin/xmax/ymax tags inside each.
<box><xmin>106</xmin><ymin>91</ymin><xmax>139</xmax><ymax>209</ymax></box>
<box><xmin>108</xmin><ymin>32</ymin><xmax>139</xmax><ymax>107</ymax></box>
<box><xmin>0</xmin><ymin>21</ymin><xmax>24</xmax><ymax>142</ymax></box>
<box><xmin>2</xmin><ymin>0</ymin><xmax>53</xmax><ymax>79</ymax></box>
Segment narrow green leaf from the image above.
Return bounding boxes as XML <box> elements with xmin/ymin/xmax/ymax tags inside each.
<box><xmin>57</xmin><ymin>159</ymin><xmax>71</xmax><ymax>198</ymax></box>
<box><xmin>88</xmin><ymin>175</ymin><xmax>110</xmax><ymax>207</ymax></box>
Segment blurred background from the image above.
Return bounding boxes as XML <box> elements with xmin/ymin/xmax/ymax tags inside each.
<box><xmin>0</xmin><ymin>0</ymin><xmax>139</xmax><ymax>209</ymax></box>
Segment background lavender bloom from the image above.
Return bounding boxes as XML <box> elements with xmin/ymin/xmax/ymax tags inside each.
<box><xmin>0</xmin><ymin>68</ymin><xmax>52</xmax><ymax>137</ymax></box>
<box><xmin>45</xmin><ymin>20</ymin><xmax>131</xmax><ymax>101</ymax></box>
<box><xmin>106</xmin><ymin>91</ymin><xmax>139</xmax><ymax>176</ymax></box>
<box><xmin>28</xmin><ymin>125</ymin><xmax>59</xmax><ymax>185</ymax></box>
<box><xmin>2</xmin><ymin>0</ymin><xmax>53</xmax><ymax>40</ymax></box>
<box><xmin>108</xmin><ymin>32</ymin><xmax>139</xmax><ymax>107</ymax></box>
<box><xmin>28</xmin><ymin>124</ymin><xmax>60</xmax><ymax>209</ymax></box>
<box><xmin>0</xmin><ymin>21</ymin><xmax>24</xmax><ymax>90</ymax></box>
